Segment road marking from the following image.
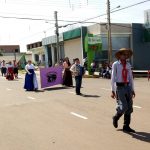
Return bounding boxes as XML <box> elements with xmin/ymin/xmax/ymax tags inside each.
<box><xmin>101</xmin><ymin>88</ymin><xmax>111</xmax><ymax>91</ymax></box>
<box><xmin>68</xmin><ymin>91</ymin><xmax>76</xmax><ymax>94</ymax></box>
<box><xmin>27</xmin><ymin>96</ymin><xmax>35</xmax><ymax>100</ymax></box>
<box><xmin>133</xmin><ymin>105</ymin><xmax>142</xmax><ymax>109</ymax></box>
<box><xmin>70</xmin><ymin>112</ymin><xmax>88</xmax><ymax>120</ymax></box>
<box><xmin>6</xmin><ymin>88</ymin><xmax>12</xmax><ymax>91</ymax></box>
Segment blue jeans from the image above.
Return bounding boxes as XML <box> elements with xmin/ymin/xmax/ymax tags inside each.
<box><xmin>116</xmin><ymin>85</ymin><xmax>133</xmax><ymax>115</ymax></box>
<box><xmin>75</xmin><ymin>76</ymin><xmax>82</xmax><ymax>94</ymax></box>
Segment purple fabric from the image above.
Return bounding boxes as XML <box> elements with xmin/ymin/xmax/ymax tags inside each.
<box><xmin>40</xmin><ymin>67</ymin><xmax>63</xmax><ymax>88</ymax></box>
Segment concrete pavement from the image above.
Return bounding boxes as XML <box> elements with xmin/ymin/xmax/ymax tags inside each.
<box><xmin>0</xmin><ymin>73</ymin><xmax>149</xmax><ymax>150</ymax></box>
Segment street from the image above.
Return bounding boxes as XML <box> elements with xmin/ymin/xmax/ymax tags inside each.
<box><xmin>0</xmin><ymin>72</ymin><xmax>150</xmax><ymax>150</ymax></box>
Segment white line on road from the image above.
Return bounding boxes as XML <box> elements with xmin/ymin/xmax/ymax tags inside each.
<box><xmin>70</xmin><ymin>112</ymin><xmax>88</xmax><ymax>120</ymax></box>
<box><xmin>27</xmin><ymin>96</ymin><xmax>35</xmax><ymax>100</ymax></box>
<box><xmin>101</xmin><ymin>88</ymin><xmax>111</xmax><ymax>91</ymax></box>
<box><xmin>133</xmin><ymin>105</ymin><xmax>142</xmax><ymax>109</ymax></box>
<box><xmin>68</xmin><ymin>91</ymin><xmax>76</xmax><ymax>94</ymax></box>
<box><xmin>6</xmin><ymin>88</ymin><xmax>12</xmax><ymax>91</ymax></box>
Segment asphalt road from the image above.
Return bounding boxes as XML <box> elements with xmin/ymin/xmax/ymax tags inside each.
<box><xmin>0</xmin><ymin>72</ymin><xmax>149</xmax><ymax>150</ymax></box>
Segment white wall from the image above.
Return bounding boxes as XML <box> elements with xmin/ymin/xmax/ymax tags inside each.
<box><xmin>64</xmin><ymin>38</ymin><xmax>83</xmax><ymax>64</ymax></box>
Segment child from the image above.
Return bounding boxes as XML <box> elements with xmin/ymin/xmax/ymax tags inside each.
<box><xmin>70</xmin><ymin>58</ymin><xmax>84</xmax><ymax>95</ymax></box>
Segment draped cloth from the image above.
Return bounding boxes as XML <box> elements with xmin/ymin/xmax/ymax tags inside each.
<box><xmin>24</xmin><ymin>69</ymin><xmax>38</xmax><ymax>91</ymax></box>
<box><xmin>121</xmin><ymin>60</ymin><xmax>128</xmax><ymax>83</ymax></box>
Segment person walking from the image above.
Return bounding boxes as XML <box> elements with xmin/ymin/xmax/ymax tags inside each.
<box><xmin>111</xmin><ymin>48</ymin><xmax>136</xmax><ymax>133</ymax></box>
<box><xmin>70</xmin><ymin>58</ymin><xmax>84</xmax><ymax>95</ymax></box>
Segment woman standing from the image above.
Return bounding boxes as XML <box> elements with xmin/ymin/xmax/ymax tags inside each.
<box><xmin>62</xmin><ymin>57</ymin><xmax>73</xmax><ymax>87</ymax></box>
<box><xmin>24</xmin><ymin>60</ymin><xmax>38</xmax><ymax>91</ymax></box>
<box><xmin>6</xmin><ymin>61</ymin><xmax>14</xmax><ymax>80</ymax></box>
<box><xmin>13</xmin><ymin>60</ymin><xmax>19</xmax><ymax>79</ymax></box>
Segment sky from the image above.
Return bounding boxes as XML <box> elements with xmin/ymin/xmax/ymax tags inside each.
<box><xmin>0</xmin><ymin>0</ymin><xmax>150</xmax><ymax>52</ymax></box>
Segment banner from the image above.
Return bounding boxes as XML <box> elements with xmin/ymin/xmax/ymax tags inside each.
<box><xmin>40</xmin><ymin>66</ymin><xmax>63</xmax><ymax>88</ymax></box>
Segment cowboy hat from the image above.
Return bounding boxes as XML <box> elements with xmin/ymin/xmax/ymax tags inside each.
<box><xmin>115</xmin><ymin>48</ymin><xmax>133</xmax><ymax>59</ymax></box>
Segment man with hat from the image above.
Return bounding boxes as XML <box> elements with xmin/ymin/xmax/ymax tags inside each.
<box><xmin>111</xmin><ymin>48</ymin><xmax>136</xmax><ymax>132</ymax></box>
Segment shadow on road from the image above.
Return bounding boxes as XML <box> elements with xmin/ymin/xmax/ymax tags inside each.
<box><xmin>118</xmin><ymin>129</ymin><xmax>150</xmax><ymax>143</ymax></box>
<box><xmin>44</xmin><ymin>86</ymin><xmax>68</xmax><ymax>91</ymax></box>
<box><xmin>34</xmin><ymin>89</ymin><xmax>45</xmax><ymax>92</ymax></box>
<box><xmin>80</xmin><ymin>94</ymin><xmax>100</xmax><ymax>98</ymax></box>
<box><xmin>128</xmin><ymin>131</ymin><xmax>150</xmax><ymax>143</ymax></box>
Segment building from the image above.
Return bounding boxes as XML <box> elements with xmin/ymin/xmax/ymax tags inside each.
<box><xmin>0</xmin><ymin>45</ymin><xmax>21</xmax><ymax>62</ymax></box>
<box><xmin>42</xmin><ymin>23</ymin><xmax>132</xmax><ymax>67</ymax></box>
<box><xmin>0</xmin><ymin>45</ymin><xmax>20</xmax><ymax>54</ymax></box>
<box><xmin>41</xmin><ymin>22</ymin><xmax>150</xmax><ymax>70</ymax></box>
<box><xmin>87</xmin><ymin>23</ymin><xmax>132</xmax><ymax>63</ymax></box>
<box><xmin>42</xmin><ymin>33</ymin><xmax>64</xmax><ymax>67</ymax></box>
<box><xmin>132</xmin><ymin>23</ymin><xmax>150</xmax><ymax>70</ymax></box>
<box><xmin>27</xmin><ymin>41</ymin><xmax>45</xmax><ymax>66</ymax></box>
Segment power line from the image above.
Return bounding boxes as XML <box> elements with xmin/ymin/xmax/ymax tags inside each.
<box><xmin>0</xmin><ymin>0</ymin><xmax>149</xmax><ymax>30</ymax></box>
<box><xmin>111</xmin><ymin>0</ymin><xmax>150</xmax><ymax>13</ymax></box>
<box><xmin>82</xmin><ymin>0</ymin><xmax>150</xmax><ymax>23</ymax></box>
<box><xmin>58</xmin><ymin>0</ymin><xmax>150</xmax><ymax>28</ymax></box>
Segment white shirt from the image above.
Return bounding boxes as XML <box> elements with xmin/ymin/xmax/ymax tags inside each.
<box><xmin>1</xmin><ymin>62</ymin><xmax>6</xmax><ymax>68</ymax></box>
<box><xmin>25</xmin><ymin>64</ymin><xmax>35</xmax><ymax>72</ymax></box>
<box><xmin>7</xmin><ymin>64</ymin><xmax>13</xmax><ymax>68</ymax></box>
<box><xmin>111</xmin><ymin>60</ymin><xmax>134</xmax><ymax>92</ymax></box>
<box><xmin>70</xmin><ymin>63</ymin><xmax>82</xmax><ymax>76</ymax></box>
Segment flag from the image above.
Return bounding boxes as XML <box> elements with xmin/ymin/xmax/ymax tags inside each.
<box><xmin>18</xmin><ymin>54</ymin><xmax>26</xmax><ymax>69</ymax></box>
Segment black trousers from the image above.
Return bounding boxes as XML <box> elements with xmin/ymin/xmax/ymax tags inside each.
<box><xmin>75</xmin><ymin>75</ymin><xmax>82</xmax><ymax>94</ymax></box>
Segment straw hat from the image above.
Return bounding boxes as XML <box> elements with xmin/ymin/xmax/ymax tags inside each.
<box><xmin>115</xmin><ymin>48</ymin><xmax>133</xmax><ymax>59</ymax></box>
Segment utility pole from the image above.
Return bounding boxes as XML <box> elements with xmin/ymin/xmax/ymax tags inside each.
<box><xmin>54</xmin><ymin>11</ymin><xmax>59</xmax><ymax>63</ymax></box>
<box><xmin>107</xmin><ymin>0</ymin><xmax>112</xmax><ymax>63</ymax></box>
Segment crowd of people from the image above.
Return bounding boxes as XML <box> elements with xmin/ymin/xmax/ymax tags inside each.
<box><xmin>83</xmin><ymin>59</ymin><xmax>112</xmax><ymax>78</ymax></box>
<box><xmin>0</xmin><ymin>60</ymin><xmax>18</xmax><ymax>80</ymax></box>
<box><xmin>23</xmin><ymin>57</ymin><xmax>85</xmax><ymax>95</ymax></box>
<box><xmin>0</xmin><ymin>47</ymin><xmax>137</xmax><ymax>133</ymax></box>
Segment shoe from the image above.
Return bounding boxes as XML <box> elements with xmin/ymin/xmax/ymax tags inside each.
<box><xmin>34</xmin><ymin>88</ymin><xmax>38</xmax><ymax>91</ymax></box>
<box><xmin>76</xmin><ymin>93</ymin><xmax>81</xmax><ymax>95</ymax></box>
<box><xmin>123</xmin><ymin>126</ymin><xmax>135</xmax><ymax>133</ymax></box>
<box><xmin>76</xmin><ymin>92</ymin><xmax>83</xmax><ymax>95</ymax></box>
<box><xmin>113</xmin><ymin>116</ymin><xmax>118</xmax><ymax>128</ymax></box>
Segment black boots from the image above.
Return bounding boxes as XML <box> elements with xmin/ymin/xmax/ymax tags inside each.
<box><xmin>113</xmin><ymin>113</ymin><xmax>122</xmax><ymax>128</ymax></box>
<box><xmin>113</xmin><ymin>113</ymin><xmax>135</xmax><ymax>133</ymax></box>
<box><xmin>123</xmin><ymin>126</ymin><xmax>135</xmax><ymax>133</ymax></box>
<box><xmin>123</xmin><ymin>114</ymin><xmax>135</xmax><ymax>133</ymax></box>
